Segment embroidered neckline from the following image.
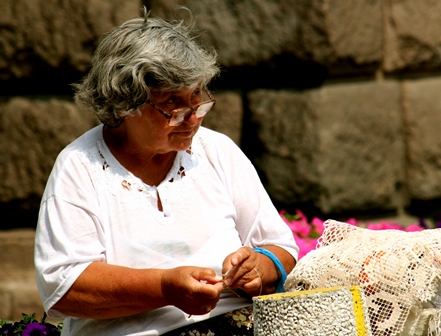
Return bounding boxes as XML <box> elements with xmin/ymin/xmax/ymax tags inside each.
<box><xmin>89</xmin><ymin>127</ymin><xmax>208</xmax><ymax>223</ymax></box>
<box><xmin>96</xmin><ymin>140</ymin><xmax>199</xmax><ymax>192</ymax></box>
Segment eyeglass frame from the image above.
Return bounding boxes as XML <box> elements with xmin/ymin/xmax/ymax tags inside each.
<box><xmin>146</xmin><ymin>85</ymin><xmax>216</xmax><ymax>126</ymax></box>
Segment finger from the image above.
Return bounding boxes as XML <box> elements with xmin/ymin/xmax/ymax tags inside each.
<box><xmin>231</xmin><ymin>247</ymin><xmax>253</xmax><ymax>266</ymax></box>
<box><xmin>204</xmin><ymin>274</ymin><xmax>223</xmax><ymax>284</ymax></box>
<box><xmin>222</xmin><ymin>252</ymin><xmax>254</xmax><ymax>285</ymax></box>
<box><xmin>224</xmin><ymin>248</ymin><xmax>252</xmax><ymax>276</ymax></box>
<box><xmin>241</xmin><ymin>275</ymin><xmax>261</xmax><ymax>291</ymax></box>
<box><xmin>223</xmin><ymin>264</ymin><xmax>244</xmax><ymax>287</ymax></box>
<box><xmin>231</xmin><ymin>251</ymin><xmax>243</xmax><ymax>266</ymax></box>
<box><xmin>223</xmin><ymin>263</ymin><xmax>240</xmax><ymax>278</ymax></box>
<box><xmin>221</xmin><ymin>248</ymin><xmax>246</xmax><ymax>273</ymax></box>
<box><xmin>192</xmin><ymin>267</ymin><xmax>216</xmax><ymax>280</ymax></box>
<box><xmin>191</xmin><ymin>268</ymin><xmax>223</xmax><ymax>285</ymax></box>
<box><xmin>239</xmin><ymin>268</ymin><xmax>262</xmax><ymax>296</ymax></box>
<box><xmin>197</xmin><ymin>281</ymin><xmax>224</xmax><ymax>299</ymax></box>
<box><xmin>226</xmin><ymin>265</ymin><xmax>259</xmax><ymax>288</ymax></box>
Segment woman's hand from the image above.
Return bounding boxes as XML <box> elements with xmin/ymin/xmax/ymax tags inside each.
<box><xmin>161</xmin><ymin>266</ymin><xmax>224</xmax><ymax>315</ymax></box>
<box><xmin>222</xmin><ymin>246</ymin><xmax>295</xmax><ymax>297</ymax></box>
<box><xmin>222</xmin><ymin>247</ymin><xmax>264</xmax><ymax>297</ymax></box>
<box><xmin>52</xmin><ymin>263</ymin><xmax>225</xmax><ymax>319</ymax></box>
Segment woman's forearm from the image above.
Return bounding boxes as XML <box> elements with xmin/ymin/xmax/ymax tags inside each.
<box><xmin>52</xmin><ymin>262</ymin><xmax>168</xmax><ymax>319</ymax></box>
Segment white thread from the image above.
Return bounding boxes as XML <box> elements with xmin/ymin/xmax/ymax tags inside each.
<box><xmin>254</xmin><ymin>267</ymin><xmax>263</xmax><ymax>296</ymax></box>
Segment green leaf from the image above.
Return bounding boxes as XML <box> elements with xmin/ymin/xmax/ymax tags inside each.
<box><xmin>0</xmin><ymin>318</ymin><xmax>12</xmax><ymax>326</ymax></box>
<box><xmin>282</xmin><ymin>213</ymin><xmax>301</xmax><ymax>221</ymax></box>
<box><xmin>309</xmin><ymin>231</ymin><xmax>320</xmax><ymax>239</ymax></box>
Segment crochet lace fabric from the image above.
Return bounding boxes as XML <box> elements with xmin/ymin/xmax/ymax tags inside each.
<box><xmin>284</xmin><ymin>220</ymin><xmax>441</xmax><ymax>336</ymax></box>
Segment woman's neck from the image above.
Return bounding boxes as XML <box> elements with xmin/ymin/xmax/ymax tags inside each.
<box><xmin>103</xmin><ymin>125</ymin><xmax>177</xmax><ymax>186</ymax></box>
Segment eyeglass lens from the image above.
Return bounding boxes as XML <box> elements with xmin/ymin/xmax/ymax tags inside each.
<box><xmin>169</xmin><ymin>101</ymin><xmax>214</xmax><ymax>126</ymax></box>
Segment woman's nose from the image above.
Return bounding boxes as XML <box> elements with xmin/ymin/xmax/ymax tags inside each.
<box><xmin>183</xmin><ymin>109</ymin><xmax>200</xmax><ymax>125</ymax></box>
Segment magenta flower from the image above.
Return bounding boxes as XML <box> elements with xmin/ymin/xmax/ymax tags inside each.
<box><xmin>405</xmin><ymin>224</ymin><xmax>423</xmax><ymax>232</ymax></box>
<box><xmin>295</xmin><ymin>236</ymin><xmax>318</xmax><ymax>259</ymax></box>
<box><xmin>346</xmin><ymin>218</ymin><xmax>358</xmax><ymax>226</ymax></box>
<box><xmin>366</xmin><ymin>221</ymin><xmax>403</xmax><ymax>231</ymax></box>
<box><xmin>289</xmin><ymin>222</ymin><xmax>311</xmax><ymax>237</ymax></box>
<box><xmin>310</xmin><ymin>217</ymin><xmax>325</xmax><ymax>236</ymax></box>
<box><xmin>280</xmin><ymin>210</ymin><xmax>323</xmax><ymax>259</ymax></box>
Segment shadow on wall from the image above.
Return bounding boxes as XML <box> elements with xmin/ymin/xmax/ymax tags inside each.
<box><xmin>0</xmin><ymin>193</ymin><xmax>41</xmax><ymax>230</ymax></box>
<box><xmin>212</xmin><ymin>53</ymin><xmax>328</xmax><ymax>91</ymax></box>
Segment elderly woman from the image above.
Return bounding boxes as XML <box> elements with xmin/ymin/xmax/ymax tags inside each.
<box><xmin>34</xmin><ymin>7</ymin><xmax>298</xmax><ymax>336</ymax></box>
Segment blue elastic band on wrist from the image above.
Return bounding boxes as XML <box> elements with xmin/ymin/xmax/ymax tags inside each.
<box><xmin>253</xmin><ymin>247</ymin><xmax>287</xmax><ymax>293</ymax></box>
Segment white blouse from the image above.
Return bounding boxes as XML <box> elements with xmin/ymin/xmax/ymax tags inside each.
<box><xmin>35</xmin><ymin>125</ymin><xmax>299</xmax><ymax>335</ymax></box>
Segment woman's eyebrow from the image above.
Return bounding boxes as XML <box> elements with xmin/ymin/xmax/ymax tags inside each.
<box><xmin>149</xmin><ymin>91</ymin><xmax>176</xmax><ymax>102</ymax></box>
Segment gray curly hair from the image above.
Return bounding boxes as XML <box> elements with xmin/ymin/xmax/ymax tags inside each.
<box><xmin>73</xmin><ymin>7</ymin><xmax>219</xmax><ymax>127</ymax></box>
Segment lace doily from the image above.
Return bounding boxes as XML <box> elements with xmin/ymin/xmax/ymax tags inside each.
<box><xmin>284</xmin><ymin>220</ymin><xmax>441</xmax><ymax>336</ymax></box>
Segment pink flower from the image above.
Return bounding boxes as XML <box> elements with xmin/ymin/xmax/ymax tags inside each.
<box><xmin>405</xmin><ymin>224</ymin><xmax>423</xmax><ymax>232</ymax></box>
<box><xmin>288</xmin><ymin>221</ymin><xmax>311</xmax><ymax>237</ymax></box>
<box><xmin>311</xmin><ymin>217</ymin><xmax>325</xmax><ymax>235</ymax></box>
<box><xmin>366</xmin><ymin>221</ymin><xmax>403</xmax><ymax>230</ymax></box>
<box><xmin>346</xmin><ymin>218</ymin><xmax>358</xmax><ymax>226</ymax></box>
<box><xmin>280</xmin><ymin>209</ymin><xmax>313</xmax><ymax>238</ymax></box>
<box><xmin>294</xmin><ymin>236</ymin><xmax>318</xmax><ymax>259</ymax></box>
<box><xmin>295</xmin><ymin>209</ymin><xmax>308</xmax><ymax>223</ymax></box>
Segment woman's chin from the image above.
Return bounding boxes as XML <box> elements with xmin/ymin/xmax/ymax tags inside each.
<box><xmin>170</xmin><ymin>139</ymin><xmax>193</xmax><ymax>152</ymax></box>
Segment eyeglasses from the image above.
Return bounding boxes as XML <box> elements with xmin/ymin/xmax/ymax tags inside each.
<box><xmin>147</xmin><ymin>85</ymin><xmax>216</xmax><ymax>126</ymax></box>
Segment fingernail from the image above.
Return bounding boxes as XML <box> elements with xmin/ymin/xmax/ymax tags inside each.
<box><xmin>214</xmin><ymin>275</ymin><xmax>223</xmax><ymax>282</ymax></box>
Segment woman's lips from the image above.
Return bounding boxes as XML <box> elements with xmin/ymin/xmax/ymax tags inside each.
<box><xmin>173</xmin><ymin>129</ymin><xmax>194</xmax><ymax>137</ymax></box>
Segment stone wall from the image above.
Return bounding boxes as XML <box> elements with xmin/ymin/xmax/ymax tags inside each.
<box><xmin>1</xmin><ymin>0</ymin><xmax>441</xmax><ymax>321</ymax></box>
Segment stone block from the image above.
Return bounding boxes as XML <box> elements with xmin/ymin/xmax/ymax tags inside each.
<box><xmin>248</xmin><ymin>81</ymin><xmax>403</xmax><ymax>215</ymax></box>
<box><xmin>315</xmin><ymin>81</ymin><xmax>403</xmax><ymax>214</ymax></box>
<box><xmin>147</xmin><ymin>0</ymin><xmax>300</xmax><ymax>67</ymax></box>
<box><xmin>0</xmin><ymin>229</ymin><xmax>36</xmax><ymax>282</ymax></box>
<box><xmin>0</xmin><ymin>0</ymin><xmax>141</xmax><ymax>81</ymax></box>
<box><xmin>384</xmin><ymin>0</ymin><xmax>441</xmax><ymax>73</ymax></box>
<box><xmin>0</xmin><ymin>281</ymin><xmax>44</xmax><ymax>322</ymax></box>
<box><xmin>404</xmin><ymin>77</ymin><xmax>441</xmax><ymax>200</ymax></box>
<box><xmin>292</xmin><ymin>0</ymin><xmax>383</xmax><ymax>74</ymax></box>
<box><xmin>147</xmin><ymin>0</ymin><xmax>382</xmax><ymax>75</ymax></box>
<box><xmin>0</xmin><ymin>97</ymin><xmax>99</xmax><ymax>203</ymax></box>
<box><xmin>0</xmin><ymin>288</ymin><xmax>12</xmax><ymax>321</ymax></box>
<box><xmin>247</xmin><ymin>89</ymin><xmax>320</xmax><ymax>205</ymax></box>
<box><xmin>202</xmin><ymin>90</ymin><xmax>243</xmax><ymax>145</ymax></box>
<box><xmin>0</xmin><ymin>229</ymin><xmax>41</xmax><ymax>321</ymax></box>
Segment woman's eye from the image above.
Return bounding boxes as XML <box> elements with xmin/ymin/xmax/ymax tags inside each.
<box><xmin>165</xmin><ymin>96</ymin><xmax>178</xmax><ymax>105</ymax></box>
<box><xmin>191</xmin><ymin>90</ymin><xmax>203</xmax><ymax>104</ymax></box>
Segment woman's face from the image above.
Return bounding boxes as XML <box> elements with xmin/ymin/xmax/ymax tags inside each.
<box><xmin>124</xmin><ymin>86</ymin><xmax>205</xmax><ymax>155</ymax></box>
